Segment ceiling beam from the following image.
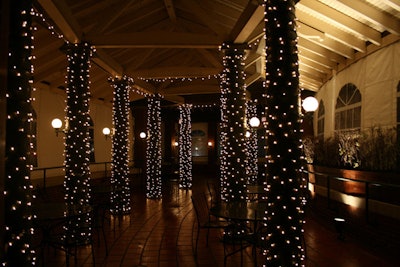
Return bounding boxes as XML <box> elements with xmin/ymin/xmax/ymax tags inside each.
<box><xmin>90</xmin><ymin>0</ymin><xmax>136</xmax><ymax>34</ymax></box>
<box><xmin>229</xmin><ymin>1</ymin><xmax>264</xmax><ymax>43</ymax></box>
<box><xmin>196</xmin><ymin>49</ymin><xmax>222</xmax><ymax>68</ymax></box>
<box><xmin>298</xmin><ymin>22</ymin><xmax>355</xmax><ymax>58</ymax></box>
<box><xmin>298</xmin><ymin>49</ymin><xmax>337</xmax><ymax>70</ymax></box>
<box><xmin>163</xmin><ymin>0</ymin><xmax>177</xmax><ymax>23</ymax></box>
<box><xmin>37</xmin><ymin>0</ymin><xmax>127</xmax><ymax>82</ymax></box>
<box><xmin>162</xmin><ymin>84</ymin><xmax>220</xmax><ymax>95</ymax></box>
<box><xmin>245</xmin><ymin>72</ymin><xmax>263</xmax><ymax>87</ymax></box>
<box><xmin>299</xmin><ymin>69</ymin><xmax>325</xmax><ymax>84</ymax></box>
<box><xmin>164</xmin><ymin>95</ymin><xmax>185</xmax><ymax>104</ymax></box>
<box><xmin>37</xmin><ymin>0</ymin><xmax>82</xmax><ymax>43</ymax></box>
<box><xmin>131</xmin><ymin>66</ymin><xmax>221</xmax><ymax>79</ymax></box>
<box><xmin>92</xmin><ymin>49</ymin><xmax>124</xmax><ymax>77</ymax></box>
<box><xmin>297</xmin><ymin>0</ymin><xmax>382</xmax><ymax>46</ymax></box>
<box><xmin>299</xmin><ymin>55</ymin><xmax>332</xmax><ymax>74</ymax></box>
<box><xmin>299</xmin><ymin>65</ymin><xmax>327</xmax><ymax>80</ymax></box>
<box><xmin>299</xmin><ymin>78</ymin><xmax>320</xmax><ymax>92</ymax></box>
<box><xmin>244</xmin><ymin>52</ymin><xmax>262</xmax><ymax>68</ymax></box>
<box><xmin>180</xmin><ymin>0</ymin><xmax>226</xmax><ymax>36</ymax></box>
<box><xmin>298</xmin><ymin>37</ymin><xmax>344</xmax><ymax>63</ymax></box>
<box><xmin>336</xmin><ymin>0</ymin><xmax>400</xmax><ymax>35</ymax></box>
<box><xmin>296</xmin><ymin>9</ymin><xmax>366</xmax><ymax>52</ymax></box>
<box><xmin>246</xmin><ymin>21</ymin><xmax>264</xmax><ymax>44</ymax></box>
<box><xmin>86</xmin><ymin>32</ymin><xmax>222</xmax><ymax>48</ymax></box>
<box><xmin>382</xmin><ymin>0</ymin><xmax>400</xmax><ymax>12</ymax></box>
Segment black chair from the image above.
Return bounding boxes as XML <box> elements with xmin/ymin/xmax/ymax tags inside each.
<box><xmin>222</xmin><ymin>222</ymin><xmax>252</xmax><ymax>267</ymax></box>
<box><xmin>206</xmin><ymin>181</ymin><xmax>220</xmax><ymax>207</ymax></box>
<box><xmin>191</xmin><ymin>193</ymin><xmax>230</xmax><ymax>255</ymax></box>
<box><xmin>44</xmin><ymin>206</ymin><xmax>95</xmax><ymax>267</ymax></box>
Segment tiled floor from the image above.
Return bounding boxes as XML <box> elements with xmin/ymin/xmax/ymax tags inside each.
<box><xmin>35</xmin><ymin>171</ymin><xmax>400</xmax><ymax>267</ymax></box>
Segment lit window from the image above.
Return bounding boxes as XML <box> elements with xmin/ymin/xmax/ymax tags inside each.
<box><xmin>335</xmin><ymin>83</ymin><xmax>361</xmax><ymax>131</ymax></box>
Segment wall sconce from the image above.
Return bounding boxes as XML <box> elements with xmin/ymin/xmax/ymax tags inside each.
<box><xmin>102</xmin><ymin>127</ymin><xmax>114</xmax><ymax>140</ymax></box>
<box><xmin>139</xmin><ymin>131</ymin><xmax>147</xmax><ymax>139</ymax></box>
<box><xmin>249</xmin><ymin>116</ymin><xmax>261</xmax><ymax>128</ymax></box>
<box><xmin>173</xmin><ymin>141</ymin><xmax>178</xmax><ymax>147</ymax></box>
<box><xmin>51</xmin><ymin>118</ymin><xmax>68</xmax><ymax>136</ymax></box>
<box><xmin>208</xmin><ymin>141</ymin><xmax>213</xmax><ymax>147</ymax></box>
<box><xmin>302</xmin><ymin>96</ymin><xmax>319</xmax><ymax>112</ymax></box>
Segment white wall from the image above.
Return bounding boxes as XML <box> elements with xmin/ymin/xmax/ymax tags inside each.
<box><xmin>31</xmin><ymin>84</ymin><xmax>115</xmax><ymax>182</ymax></box>
<box><xmin>316</xmin><ymin>40</ymin><xmax>400</xmax><ymax>137</ymax></box>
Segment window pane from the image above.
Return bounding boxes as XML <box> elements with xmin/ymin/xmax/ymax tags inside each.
<box><xmin>335</xmin><ymin>113</ymin><xmax>340</xmax><ymax>130</ymax></box>
<box><xmin>351</xmin><ymin>90</ymin><xmax>362</xmax><ymax>104</ymax></box>
<box><xmin>318</xmin><ymin>101</ymin><xmax>325</xmax><ymax>117</ymax></box>
<box><xmin>353</xmin><ymin>106</ymin><xmax>361</xmax><ymax>128</ymax></box>
<box><xmin>317</xmin><ymin>118</ymin><xmax>324</xmax><ymax>135</ymax></box>
<box><xmin>346</xmin><ymin>109</ymin><xmax>353</xmax><ymax>128</ymax></box>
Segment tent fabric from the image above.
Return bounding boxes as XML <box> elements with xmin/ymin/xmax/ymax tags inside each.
<box><xmin>316</xmin><ymin>41</ymin><xmax>400</xmax><ymax>136</ymax></box>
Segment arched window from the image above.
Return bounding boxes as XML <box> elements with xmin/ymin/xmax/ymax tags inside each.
<box><xmin>317</xmin><ymin>100</ymin><xmax>325</xmax><ymax>139</ymax></box>
<box><xmin>335</xmin><ymin>83</ymin><xmax>361</xmax><ymax>131</ymax></box>
<box><xmin>89</xmin><ymin>117</ymin><xmax>95</xmax><ymax>163</ymax></box>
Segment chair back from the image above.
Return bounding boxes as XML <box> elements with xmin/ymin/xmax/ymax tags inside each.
<box><xmin>191</xmin><ymin>193</ymin><xmax>211</xmax><ymax>225</ymax></box>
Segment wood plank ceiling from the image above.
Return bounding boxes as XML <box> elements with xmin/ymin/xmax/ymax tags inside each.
<box><xmin>32</xmin><ymin>0</ymin><xmax>400</xmax><ymax>106</ymax></box>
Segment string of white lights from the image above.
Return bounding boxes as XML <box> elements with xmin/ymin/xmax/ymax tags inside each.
<box><xmin>146</xmin><ymin>94</ymin><xmax>162</xmax><ymax>198</ymax></box>
<box><xmin>109</xmin><ymin>76</ymin><xmax>133</xmax><ymax>214</ymax></box>
<box><xmin>3</xmin><ymin>2</ymin><xmax>37</xmax><ymax>265</ymax></box>
<box><xmin>64</xmin><ymin>42</ymin><xmax>93</xmax><ymax>243</ymax></box>
<box><xmin>178</xmin><ymin>104</ymin><xmax>192</xmax><ymax>189</ymax></box>
<box><xmin>219</xmin><ymin>42</ymin><xmax>249</xmax><ymax>202</ymax></box>
<box><xmin>262</xmin><ymin>0</ymin><xmax>306</xmax><ymax>265</ymax></box>
<box><xmin>246</xmin><ymin>102</ymin><xmax>259</xmax><ymax>186</ymax></box>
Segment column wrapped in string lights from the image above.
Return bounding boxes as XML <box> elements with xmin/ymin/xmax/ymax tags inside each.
<box><xmin>3</xmin><ymin>1</ymin><xmax>36</xmax><ymax>265</ymax></box>
<box><xmin>219</xmin><ymin>42</ymin><xmax>249</xmax><ymax>202</ymax></box>
<box><xmin>109</xmin><ymin>76</ymin><xmax>133</xmax><ymax>214</ymax></box>
<box><xmin>64</xmin><ymin>42</ymin><xmax>93</xmax><ymax>243</ymax></box>
<box><xmin>246</xmin><ymin>102</ymin><xmax>258</xmax><ymax>185</ymax></box>
<box><xmin>178</xmin><ymin>104</ymin><xmax>192</xmax><ymax>189</ymax></box>
<box><xmin>262</xmin><ymin>0</ymin><xmax>305</xmax><ymax>266</ymax></box>
<box><xmin>146</xmin><ymin>94</ymin><xmax>162</xmax><ymax>198</ymax></box>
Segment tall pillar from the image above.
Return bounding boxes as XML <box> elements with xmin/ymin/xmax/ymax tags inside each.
<box><xmin>3</xmin><ymin>0</ymin><xmax>36</xmax><ymax>264</ymax></box>
<box><xmin>64</xmin><ymin>42</ymin><xmax>93</xmax><ymax>242</ymax></box>
<box><xmin>219</xmin><ymin>42</ymin><xmax>248</xmax><ymax>202</ymax></box>
<box><xmin>109</xmin><ymin>76</ymin><xmax>133</xmax><ymax>214</ymax></box>
<box><xmin>178</xmin><ymin>104</ymin><xmax>192</xmax><ymax>189</ymax></box>
<box><xmin>146</xmin><ymin>94</ymin><xmax>162</xmax><ymax>198</ymax></box>
<box><xmin>263</xmin><ymin>0</ymin><xmax>305</xmax><ymax>265</ymax></box>
<box><xmin>246</xmin><ymin>102</ymin><xmax>258</xmax><ymax>185</ymax></box>
<box><xmin>0</xmin><ymin>0</ymin><xmax>10</xmax><ymax>260</ymax></box>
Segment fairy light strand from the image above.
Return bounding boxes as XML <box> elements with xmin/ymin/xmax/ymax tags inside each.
<box><xmin>262</xmin><ymin>0</ymin><xmax>306</xmax><ymax>266</ymax></box>
<box><xmin>108</xmin><ymin>76</ymin><xmax>133</xmax><ymax>214</ymax></box>
<box><xmin>219</xmin><ymin>42</ymin><xmax>249</xmax><ymax>202</ymax></box>
<box><xmin>63</xmin><ymin>42</ymin><xmax>94</xmax><ymax>243</ymax></box>
<box><xmin>3</xmin><ymin>1</ymin><xmax>37</xmax><ymax>265</ymax></box>
<box><xmin>178</xmin><ymin>104</ymin><xmax>193</xmax><ymax>189</ymax></box>
<box><xmin>246</xmin><ymin>102</ymin><xmax>259</xmax><ymax>186</ymax></box>
<box><xmin>146</xmin><ymin>94</ymin><xmax>162</xmax><ymax>198</ymax></box>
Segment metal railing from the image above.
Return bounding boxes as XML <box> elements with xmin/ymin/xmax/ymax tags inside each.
<box><xmin>305</xmin><ymin>169</ymin><xmax>400</xmax><ymax>222</ymax></box>
<box><xmin>31</xmin><ymin>160</ymin><xmax>139</xmax><ymax>190</ymax></box>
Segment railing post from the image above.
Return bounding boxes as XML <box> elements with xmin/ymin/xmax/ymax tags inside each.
<box><xmin>43</xmin><ymin>168</ymin><xmax>47</xmax><ymax>192</ymax></box>
<box><xmin>327</xmin><ymin>175</ymin><xmax>331</xmax><ymax>209</ymax></box>
<box><xmin>365</xmin><ymin>181</ymin><xmax>369</xmax><ymax>223</ymax></box>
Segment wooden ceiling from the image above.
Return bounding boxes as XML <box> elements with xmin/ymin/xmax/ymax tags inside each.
<box><xmin>32</xmin><ymin>0</ymin><xmax>400</xmax><ymax>106</ymax></box>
